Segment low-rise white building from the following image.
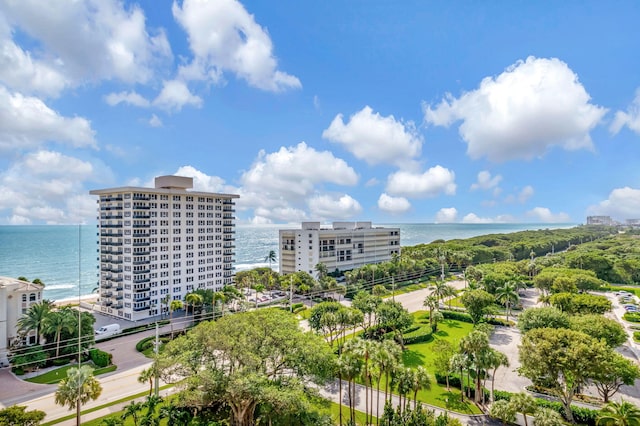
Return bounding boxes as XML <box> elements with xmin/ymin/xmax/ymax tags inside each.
<box><xmin>0</xmin><ymin>277</ymin><xmax>44</xmax><ymax>367</ymax></box>
<box><xmin>279</xmin><ymin>222</ymin><xmax>400</xmax><ymax>278</ymax></box>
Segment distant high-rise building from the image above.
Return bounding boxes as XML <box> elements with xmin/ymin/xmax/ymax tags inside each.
<box><xmin>0</xmin><ymin>277</ymin><xmax>44</xmax><ymax>366</ymax></box>
<box><xmin>586</xmin><ymin>216</ymin><xmax>614</xmax><ymax>226</ymax></box>
<box><xmin>279</xmin><ymin>221</ymin><xmax>400</xmax><ymax>278</ymax></box>
<box><xmin>90</xmin><ymin>176</ymin><xmax>239</xmax><ymax>321</ymax></box>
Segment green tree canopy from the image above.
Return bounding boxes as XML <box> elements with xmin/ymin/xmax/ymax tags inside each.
<box><xmin>518</xmin><ymin>327</ymin><xmax>609</xmax><ymax>423</ymax></box>
<box><xmin>460</xmin><ymin>289</ymin><xmax>495</xmax><ymax>324</ymax></box>
<box><xmin>0</xmin><ymin>405</ymin><xmax>45</xmax><ymax>426</ymax></box>
<box><xmin>158</xmin><ymin>308</ymin><xmax>335</xmax><ymax>426</ymax></box>
<box><xmin>569</xmin><ymin>314</ymin><xmax>628</xmax><ymax>348</ymax></box>
<box><xmin>517</xmin><ymin>307</ymin><xmax>569</xmax><ymax>334</ymax></box>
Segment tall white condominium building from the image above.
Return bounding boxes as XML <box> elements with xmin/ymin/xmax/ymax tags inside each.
<box><xmin>279</xmin><ymin>222</ymin><xmax>401</xmax><ymax>278</ymax></box>
<box><xmin>91</xmin><ymin>176</ymin><xmax>239</xmax><ymax>322</ymax></box>
<box><xmin>0</xmin><ymin>277</ymin><xmax>44</xmax><ymax>366</ymax></box>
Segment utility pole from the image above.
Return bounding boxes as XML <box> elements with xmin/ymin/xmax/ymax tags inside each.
<box><xmin>392</xmin><ymin>277</ymin><xmax>395</xmax><ymax>302</ymax></box>
<box><xmin>289</xmin><ymin>275</ymin><xmax>293</xmax><ymax>312</ymax></box>
<box><xmin>154</xmin><ymin>322</ymin><xmax>159</xmax><ymax>397</ymax></box>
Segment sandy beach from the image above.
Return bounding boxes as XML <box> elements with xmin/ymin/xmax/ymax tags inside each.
<box><xmin>53</xmin><ymin>294</ymin><xmax>99</xmax><ymax>307</ymax></box>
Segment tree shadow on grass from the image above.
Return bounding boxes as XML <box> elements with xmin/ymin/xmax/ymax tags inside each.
<box><xmin>402</xmin><ymin>349</ymin><xmax>426</xmax><ymax>368</ymax></box>
<box><xmin>443</xmin><ymin>320</ymin><xmax>462</xmax><ymax>329</ymax></box>
<box><xmin>437</xmin><ymin>391</ymin><xmax>477</xmax><ymax>413</ymax></box>
<box><xmin>434</xmin><ymin>330</ymin><xmax>449</xmax><ymax>338</ymax></box>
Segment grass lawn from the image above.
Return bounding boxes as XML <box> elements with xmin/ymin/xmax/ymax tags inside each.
<box><xmin>26</xmin><ymin>363</ymin><xmax>117</xmax><ymax>384</ymax></box>
<box><xmin>350</xmin><ymin>312</ymin><xmax>480</xmax><ymax>415</ymax></box>
<box><xmin>401</xmin><ymin>312</ymin><xmax>481</xmax><ymax>414</ymax></box>
<box><xmin>329</xmin><ymin>402</ymin><xmax>373</xmax><ymax>425</ymax></box>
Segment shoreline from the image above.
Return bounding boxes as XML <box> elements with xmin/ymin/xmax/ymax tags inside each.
<box><xmin>52</xmin><ymin>294</ymin><xmax>99</xmax><ymax>307</ymax></box>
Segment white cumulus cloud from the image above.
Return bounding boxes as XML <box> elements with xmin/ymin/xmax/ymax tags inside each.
<box><xmin>435</xmin><ymin>207</ymin><xmax>458</xmax><ymax>223</ymax></box>
<box><xmin>0</xmin><ymin>85</ymin><xmax>96</xmax><ymax>151</ymax></box>
<box><xmin>587</xmin><ymin>187</ymin><xmax>640</xmax><ymax>220</ymax></box>
<box><xmin>105</xmin><ymin>91</ymin><xmax>151</xmax><ymax>107</ymax></box>
<box><xmin>308</xmin><ymin>194</ymin><xmax>362</xmax><ymax>220</ymax></box>
<box><xmin>424</xmin><ymin>56</ymin><xmax>606</xmax><ymax>162</ymax></box>
<box><xmin>153</xmin><ymin>80</ymin><xmax>202</xmax><ymax>112</ymax></box>
<box><xmin>518</xmin><ymin>185</ymin><xmax>535</xmax><ymax>203</ymax></box>
<box><xmin>378</xmin><ymin>193</ymin><xmax>411</xmax><ymax>214</ymax></box>
<box><xmin>385</xmin><ymin>166</ymin><xmax>456</xmax><ymax>198</ymax></box>
<box><xmin>174</xmin><ymin>165</ymin><xmax>231</xmax><ymax>193</ymax></box>
<box><xmin>173</xmin><ymin>0</ymin><xmax>300</xmax><ymax>92</ymax></box>
<box><xmin>526</xmin><ymin>207</ymin><xmax>571</xmax><ymax>223</ymax></box>
<box><xmin>241</xmin><ymin>142</ymin><xmax>358</xmax><ymax>197</ymax></box>
<box><xmin>610</xmin><ymin>89</ymin><xmax>640</xmax><ymax>135</ymax></box>
<box><xmin>322</xmin><ymin>106</ymin><xmax>423</xmax><ymax>168</ymax></box>
<box><xmin>0</xmin><ymin>150</ymin><xmax>113</xmax><ymax>224</ymax></box>
<box><xmin>1</xmin><ymin>0</ymin><xmax>171</xmax><ymax>90</ymax></box>
<box><xmin>470</xmin><ymin>170</ymin><xmax>502</xmax><ymax>191</ymax></box>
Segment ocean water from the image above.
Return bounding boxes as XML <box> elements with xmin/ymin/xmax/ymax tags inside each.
<box><xmin>0</xmin><ymin>223</ymin><xmax>574</xmax><ymax>301</ymax></box>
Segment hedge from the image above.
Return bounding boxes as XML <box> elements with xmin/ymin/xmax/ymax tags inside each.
<box><xmin>441</xmin><ymin>310</ymin><xmax>473</xmax><ymax>323</ymax></box>
<box><xmin>623</xmin><ymin>312</ymin><xmax>640</xmax><ymax>323</ymax></box>
<box><xmin>89</xmin><ymin>348</ymin><xmax>112</xmax><ymax>368</ymax></box>
<box><xmin>434</xmin><ymin>375</ymin><xmax>599</xmax><ymax>425</ymax></box>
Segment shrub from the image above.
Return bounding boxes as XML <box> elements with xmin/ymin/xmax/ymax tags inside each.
<box><xmin>634</xmin><ymin>331</ymin><xmax>640</xmax><ymax>342</ymax></box>
<box><xmin>136</xmin><ymin>336</ymin><xmax>156</xmax><ymax>352</ymax></box>
<box><xmin>403</xmin><ymin>330</ymin><xmax>433</xmax><ymax>345</ymax></box>
<box><xmin>487</xmin><ymin>317</ymin><xmax>512</xmax><ymax>327</ymax></box>
<box><xmin>624</xmin><ymin>312</ymin><xmax>640</xmax><ymax>323</ymax></box>
<box><xmin>52</xmin><ymin>357</ymin><xmax>70</xmax><ymax>366</ymax></box>
<box><xmin>89</xmin><ymin>348</ymin><xmax>112</xmax><ymax>367</ymax></box>
<box><xmin>441</xmin><ymin>310</ymin><xmax>473</xmax><ymax>323</ymax></box>
<box><xmin>293</xmin><ymin>306</ymin><xmax>307</xmax><ymax>314</ymax></box>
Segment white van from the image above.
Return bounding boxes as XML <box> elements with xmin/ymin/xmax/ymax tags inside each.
<box><xmin>95</xmin><ymin>323</ymin><xmax>122</xmax><ymax>339</ymax></box>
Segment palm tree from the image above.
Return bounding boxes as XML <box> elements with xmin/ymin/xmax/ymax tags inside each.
<box><xmin>510</xmin><ymin>392</ymin><xmax>537</xmax><ymax>426</ymax></box>
<box><xmin>449</xmin><ymin>353</ymin><xmax>469</xmax><ymax>403</ymax></box>
<box><xmin>264</xmin><ymin>250</ymin><xmax>277</xmax><ymax>270</ymax></box>
<box><xmin>315</xmin><ymin>262</ymin><xmax>329</xmax><ymax>282</ymax></box>
<box><xmin>54</xmin><ymin>365</ymin><xmax>102</xmax><ymax>426</ymax></box>
<box><xmin>423</xmin><ymin>294</ymin><xmax>439</xmax><ymax>329</ymax></box>
<box><xmin>350</xmin><ymin>338</ymin><xmax>376</xmax><ymax>425</ymax></box>
<box><xmin>159</xmin><ymin>403</ymin><xmax>192</xmax><ymax>426</ymax></box>
<box><xmin>17</xmin><ymin>301</ymin><xmax>53</xmax><ymax>345</ymax></box>
<box><xmin>533</xmin><ymin>408</ymin><xmax>565</xmax><ymax>426</ymax></box>
<box><xmin>411</xmin><ymin>366</ymin><xmax>431</xmax><ymax>409</ymax></box>
<box><xmin>486</xmin><ymin>349</ymin><xmax>509</xmax><ymax>402</ymax></box>
<box><xmin>429</xmin><ymin>281</ymin><xmax>454</xmax><ymax>305</ymax></box>
<box><xmin>168</xmin><ymin>300</ymin><xmax>183</xmax><ymax>339</ymax></box>
<box><xmin>495</xmin><ymin>282</ymin><xmax>519</xmax><ymax>322</ymax></box>
<box><xmin>122</xmin><ymin>401</ymin><xmax>144</xmax><ymax>426</ymax></box>
<box><xmin>597</xmin><ymin>400</ymin><xmax>640</xmax><ymax>426</ymax></box>
<box><xmin>100</xmin><ymin>416</ymin><xmax>123</xmax><ymax>426</ymax></box>
<box><xmin>42</xmin><ymin>308</ymin><xmax>75</xmax><ymax>358</ymax></box>
<box><xmin>138</xmin><ymin>367</ymin><xmax>154</xmax><ymax>396</ymax></box>
<box><xmin>184</xmin><ymin>292</ymin><xmax>203</xmax><ymax>323</ymax></box>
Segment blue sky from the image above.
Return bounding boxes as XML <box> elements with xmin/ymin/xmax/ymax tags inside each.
<box><xmin>1</xmin><ymin>0</ymin><xmax>639</xmax><ymax>225</ymax></box>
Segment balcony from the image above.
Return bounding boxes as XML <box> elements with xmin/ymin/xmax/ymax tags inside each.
<box><xmin>100</xmin><ymin>223</ymin><xmax>123</xmax><ymax>228</ymax></box>
<box><xmin>133</xmin><ymin>241</ymin><xmax>150</xmax><ymax>247</ymax></box>
<box><xmin>101</xmin><ymin>291</ymin><xmax>113</xmax><ymax>298</ymax></box>
<box><xmin>133</xmin><ymin>304</ymin><xmax>150</xmax><ymax>311</ymax></box>
<box><xmin>133</xmin><ymin>250</ymin><xmax>150</xmax><ymax>256</ymax></box>
<box><xmin>132</xmin><ymin>195</ymin><xmax>149</xmax><ymax>201</ymax></box>
<box><xmin>100</xmin><ymin>231</ymin><xmax>123</xmax><ymax>237</ymax></box>
<box><xmin>101</xmin><ymin>196</ymin><xmax>123</xmax><ymax>202</ymax></box>
<box><xmin>103</xmin><ymin>241</ymin><xmax>123</xmax><ymax>247</ymax></box>
<box><xmin>133</xmin><ymin>260</ymin><xmax>150</xmax><ymax>265</ymax></box>
<box><xmin>133</xmin><ymin>296</ymin><xmax>150</xmax><ymax>302</ymax></box>
<box><xmin>132</xmin><ymin>232</ymin><xmax>150</xmax><ymax>238</ymax></box>
<box><xmin>115</xmin><ymin>294</ymin><xmax>124</xmax><ymax>300</ymax></box>
<box><xmin>133</xmin><ymin>205</ymin><xmax>150</xmax><ymax>210</ymax></box>
<box><xmin>133</xmin><ymin>277</ymin><xmax>150</xmax><ymax>284</ymax></box>
<box><xmin>134</xmin><ymin>268</ymin><xmax>151</xmax><ymax>274</ymax></box>
<box><xmin>101</xmin><ymin>214</ymin><xmax>123</xmax><ymax>220</ymax></box>
<box><xmin>132</xmin><ymin>221</ymin><xmax>150</xmax><ymax>226</ymax></box>
<box><xmin>113</xmin><ymin>303</ymin><xmax>123</xmax><ymax>309</ymax></box>
<box><xmin>133</xmin><ymin>285</ymin><xmax>150</xmax><ymax>292</ymax></box>
<box><xmin>100</xmin><ymin>205</ymin><xmax>123</xmax><ymax>211</ymax></box>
